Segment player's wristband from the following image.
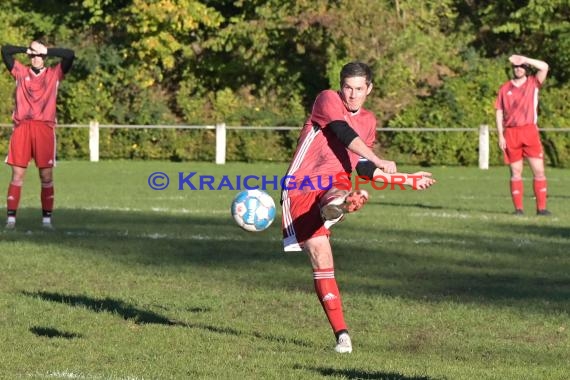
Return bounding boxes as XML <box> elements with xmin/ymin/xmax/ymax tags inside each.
<box><xmin>355</xmin><ymin>160</ymin><xmax>376</xmax><ymax>180</ymax></box>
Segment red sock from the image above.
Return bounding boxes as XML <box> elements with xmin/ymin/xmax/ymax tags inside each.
<box><xmin>510</xmin><ymin>179</ymin><xmax>523</xmax><ymax>210</ymax></box>
<box><xmin>313</xmin><ymin>268</ymin><xmax>347</xmax><ymax>335</ymax></box>
<box><xmin>7</xmin><ymin>184</ymin><xmax>22</xmax><ymax>215</ymax></box>
<box><xmin>41</xmin><ymin>182</ymin><xmax>55</xmax><ymax>214</ymax></box>
<box><xmin>533</xmin><ymin>178</ymin><xmax>547</xmax><ymax>211</ymax></box>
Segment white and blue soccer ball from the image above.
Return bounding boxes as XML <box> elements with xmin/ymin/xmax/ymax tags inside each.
<box><xmin>231</xmin><ymin>189</ymin><xmax>276</xmax><ymax>232</ymax></box>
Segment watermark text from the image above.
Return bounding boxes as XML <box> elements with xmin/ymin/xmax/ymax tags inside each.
<box><xmin>147</xmin><ymin>171</ymin><xmax>422</xmax><ymax>191</ymax></box>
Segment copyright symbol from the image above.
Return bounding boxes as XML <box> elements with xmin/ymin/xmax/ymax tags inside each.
<box><xmin>148</xmin><ymin>172</ymin><xmax>169</xmax><ymax>190</ymax></box>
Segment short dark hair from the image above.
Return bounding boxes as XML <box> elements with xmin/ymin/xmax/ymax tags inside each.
<box><xmin>340</xmin><ymin>62</ymin><xmax>373</xmax><ymax>87</ymax></box>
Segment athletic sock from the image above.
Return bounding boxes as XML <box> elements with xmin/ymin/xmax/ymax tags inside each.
<box><xmin>7</xmin><ymin>184</ymin><xmax>22</xmax><ymax>218</ymax></box>
<box><xmin>510</xmin><ymin>178</ymin><xmax>523</xmax><ymax>211</ymax></box>
<box><xmin>313</xmin><ymin>268</ymin><xmax>347</xmax><ymax>335</ymax></box>
<box><xmin>533</xmin><ymin>178</ymin><xmax>547</xmax><ymax>211</ymax></box>
<box><xmin>335</xmin><ymin>329</ymin><xmax>349</xmax><ymax>340</ymax></box>
<box><xmin>41</xmin><ymin>182</ymin><xmax>55</xmax><ymax>217</ymax></box>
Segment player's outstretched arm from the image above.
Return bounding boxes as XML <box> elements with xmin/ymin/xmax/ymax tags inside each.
<box><xmin>347</xmin><ymin>137</ymin><xmax>397</xmax><ymax>174</ymax></box>
<box><xmin>509</xmin><ymin>54</ymin><xmax>549</xmax><ymax>83</ymax></box>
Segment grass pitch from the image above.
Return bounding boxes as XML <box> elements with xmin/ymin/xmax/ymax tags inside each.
<box><xmin>0</xmin><ymin>161</ymin><xmax>568</xmax><ymax>379</ymax></box>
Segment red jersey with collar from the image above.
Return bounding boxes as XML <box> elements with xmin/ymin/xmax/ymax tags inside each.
<box><xmin>283</xmin><ymin>89</ymin><xmax>376</xmax><ymax>195</ymax></box>
<box><xmin>495</xmin><ymin>75</ymin><xmax>541</xmax><ymax>127</ymax></box>
<box><xmin>10</xmin><ymin>60</ymin><xmax>64</xmax><ymax>126</ymax></box>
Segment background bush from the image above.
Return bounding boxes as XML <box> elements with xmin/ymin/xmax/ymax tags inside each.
<box><xmin>1</xmin><ymin>0</ymin><xmax>569</xmax><ymax>166</ymax></box>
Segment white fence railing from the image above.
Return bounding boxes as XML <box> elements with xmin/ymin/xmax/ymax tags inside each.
<box><xmin>2</xmin><ymin>122</ymin><xmax>569</xmax><ymax>169</ymax></box>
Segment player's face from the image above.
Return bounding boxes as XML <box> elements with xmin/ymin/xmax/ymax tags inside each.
<box><xmin>29</xmin><ymin>54</ymin><xmax>45</xmax><ymax>69</ymax></box>
<box><xmin>512</xmin><ymin>65</ymin><xmax>526</xmax><ymax>79</ymax></box>
<box><xmin>340</xmin><ymin>76</ymin><xmax>372</xmax><ymax>112</ymax></box>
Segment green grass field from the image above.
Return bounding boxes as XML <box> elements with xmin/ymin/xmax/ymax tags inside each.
<box><xmin>0</xmin><ymin>161</ymin><xmax>569</xmax><ymax>380</ymax></box>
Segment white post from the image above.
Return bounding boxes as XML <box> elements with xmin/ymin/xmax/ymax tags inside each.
<box><xmin>479</xmin><ymin>124</ymin><xmax>489</xmax><ymax>170</ymax></box>
<box><xmin>89</xmin><ymin>121</ymin><xmax>100</xmax><ymax>162</ymax></box>
<box><xmin>215</xmin><ymin>123</ymin><xmax>226</xmax><ymax>164</ymax></box>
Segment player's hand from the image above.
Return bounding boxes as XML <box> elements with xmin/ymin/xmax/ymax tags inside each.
<box><xmin>344</xmin><ymin>189</ymin><xmax>369</xmax><ymax>213</ymax></box>
<box><xmin>498</xmin><ymin>135</ymin><xmax>507</xmax><ymax>151</ymax></box>
<box><xmin>407</xmin><ymin>171</ymin><xmax>436</xmax><ymax>190</ymax></box>
<box><xmin>509</xmin><ymin>54</ymin><xmax>526</xmax><ymax>66</ymax></box>
<box><xmin>378</xmin><ymin>159</ymin><xmax>397</xmax><ymax>174</ymax></box>
<box><xmin>27</xmin><ymin>41</ymin><xmax>47</xmax><ymax>55</ymax></box>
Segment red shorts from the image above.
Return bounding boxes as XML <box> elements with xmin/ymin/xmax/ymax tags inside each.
<box><xmin>6</xmin><ymin>120</ymin><xmax>56</xmax><ymax>168</ymax></box>
<box><xmin>503</xmin><ymin>124</ymin><xmax>544</xmax><ymax>164</ymax></box>
<box><xmin>282</xmin><ymin>189</ymin><xmax>330</xmax><ymax>252</ymax></box>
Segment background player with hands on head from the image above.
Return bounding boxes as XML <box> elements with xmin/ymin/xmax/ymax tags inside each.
<box><xmin>281</xmin><ymin>61</ymin><xmax>435</xmax><ymax>354</ymax></box>
<box><xmin>495</xmin><ymin>54</ymin><xmax>550</xmax><ymax>216</ymax></box>
<box><xmin>1</xmin><ymin>39</ymin><xmax>75</xmax><ymax>229</ymax></box>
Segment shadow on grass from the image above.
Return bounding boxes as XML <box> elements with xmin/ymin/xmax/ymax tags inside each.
<box><xmin>22</xmin><ymin>290</ymin><xmax>311</xmax><ymax>347</ymax></box>
<box><xmin>375</xmin><ymin>200</ymin><xmax>511</xmax><ymax>216</ymax></box>
<box><xmin>503</xmin><ymin>222</ymin><xmax>570</xmax><ymax>239</ymax></box>
<box><xmin>23</xmin><ymin>291</ymin><xmax>183</xmax><ymax>325</ymax></box>
<box><xmin>300</xmin><ymin>365</ymin><xmax>437</xmax><ymax>380</ymax></box>
<box><xmin>30</xmin><ymin>326</ymin><xmax>82</xmax><ymax>339</ymax></box>
<box><xmin>370</xmin><ymin>201</ymin><xmax>444</xmax><ymax>211</ymax></box>
<box><xmin>7</xmin><ymin>206</ymin><xmax>570</xmax><ymax>315</ymax></box>
<box><xmin>337</xmin><ymin>222</ymin><xmax>570</xmax><ymax>313</ymax></box>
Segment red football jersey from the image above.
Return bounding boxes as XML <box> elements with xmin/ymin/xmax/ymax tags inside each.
<box><xmin>10</xmin><ymin>60</ymin><xmax>64</xmax><ymax>126</ymax></box>
<box><xmin>495</xmin><ymin>75</ymin><xmax>541</xmax><ymax>127</ymax></box>
<box><xmin>283</xmin><ymin>89</ymin><xmax>376</xmax><ymax>195</ymax></box>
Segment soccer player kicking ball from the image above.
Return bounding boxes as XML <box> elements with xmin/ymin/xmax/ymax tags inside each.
<box><xmin>281</xmin><ymin>62</ymin><xmax>435</xmax><ymax>353</ymax></box>
<box><xmin>1</xmin><ymin>40</ymin><xmax>74</xmax><ymax>229</ymax></box>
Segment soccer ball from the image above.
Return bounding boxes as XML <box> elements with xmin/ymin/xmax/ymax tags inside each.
<box><xmin>231</xmin><ymin>189</ymin><xmax>276</xmax><ymax>232</ymax></box>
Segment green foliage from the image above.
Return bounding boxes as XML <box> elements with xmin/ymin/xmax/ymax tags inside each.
<box><xmin>539</xmin><ymin>84</ymin><xmax>570</xmax><ymax>167</ymax></box>
<box><xmin>387</xmin><ymin>54</ymin><xmax>506</xmax><ymax>166</ymax></box>
<box><xmin>0</xmin><ymin>76</ymin><xmax>14</xmax><ymax>124</ymax></box>
<box><xmin>94</xmin><ymin>128</ymin><xmax>219</xmax><ymax>161</ymax></box>
<box><xmin>58</xmin><ymin>126</ymin><xmax>299</xmax><ymax>162</ymax></box>
<box><xmin>467</xmin><ymin>0</ymin><xmax>570</xmax><ymax>82</ymax></box>
<box><xmin>57</xmin><ymin>127</ymin><xmax>89</xmax><ymax>159</ymax></box>
<box><xmin>0</xmin><ymin>128</ymin><xmax>11</xmax><ymax>154</ymax></box>
<box><xmin>226</xmin><ymin>129</ymin><xmax>295</xmax><ymax>162</ymax></box>
<box><xmin>327</xmin><ymin>0</ymin><xmax>465</xmax><ymax>122</ymax></box>
<box><xmin>0</xmin><ymin>0</ymin><xmax>569</xmax><ymax>165</ymax></box>
<box><xmin>116</xmin><ymin>0</ymin><xmax>224</xmax><ymax>80</ymax></box>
